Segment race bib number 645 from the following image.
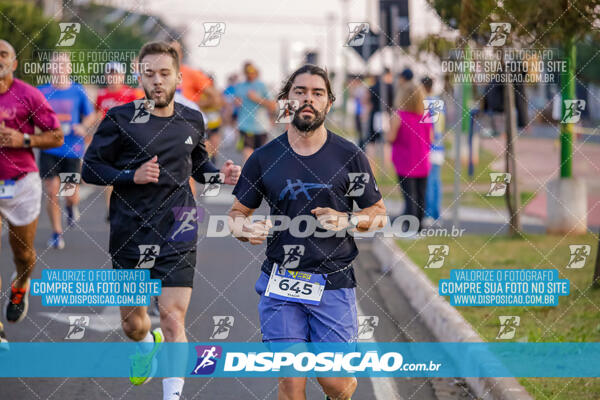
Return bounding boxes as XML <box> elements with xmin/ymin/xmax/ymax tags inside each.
<box><xmin>265</xmin><ymin>264</ymin><xmax>326</xmax><ymax>305</ymax></box>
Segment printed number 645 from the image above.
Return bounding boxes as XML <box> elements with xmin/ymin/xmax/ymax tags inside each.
<box><xmin>279</xmin><ymin>279</ymin><xmax>313</xmax><ymax>295</ymax></box>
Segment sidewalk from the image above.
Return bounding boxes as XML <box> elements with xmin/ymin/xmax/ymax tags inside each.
<box><xmin>522</xmin><ymin>192</ymin><xmax>600</xmax><ymax>228</ymax></box>
<box><xmin>383</xmin><ymin>198</ymin><xmax>545</xmax><ymax>231</ymax></box>
<box><xmin>480</xmin><ymin>134</ymin><xmax>600</xmax><ymax>228</ymax></box>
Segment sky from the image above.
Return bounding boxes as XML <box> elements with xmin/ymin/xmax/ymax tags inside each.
<box><xmin>101</xmin><ymin>0</ymin><xmax>447</xmax><ymax>89</ymax></box>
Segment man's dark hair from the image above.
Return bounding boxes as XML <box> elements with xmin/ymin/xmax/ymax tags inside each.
<box><xmin>421</xmin><ymin>76</ymin><xmax>433</xmax><ymax>92</ymax></box>
<box><xmin>277</xmin><ymin>64</ymin><xmax>336</xmax><ymax>103</ymax></box>
<box><xmin>138</xmin><ymin>41</ymin><xmax>180</xmax><ymax>71</ymax></box>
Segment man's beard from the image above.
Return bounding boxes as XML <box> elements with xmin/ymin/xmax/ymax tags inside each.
<box><xmin>143</xmin><ymin>86</ymin><xmax>175</xmax><ymax>108</ymax></box>
<box><xmin>291</xmin><ymin>104</ymin><xmax>326</xmax><ymax>135</ymax></box>
<box><xmin>0</xmin><ymin>63</ymin><xmax>9</xmax><ymax>78</ymax></box>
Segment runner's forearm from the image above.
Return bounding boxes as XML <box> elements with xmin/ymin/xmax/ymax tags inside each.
<box><xmin>351</xmin><ymin>199</ymin><xmax>387</xmax><ymax>232</ymax></box>
<box><xmin>30</xmin><ymin>129</ymin><xmax>63</xmax><ymax>150</ymax></box>
<box><xmin>81</xmin><ymin>113</ymin><xmax>98</xmax><ymax>135</ymax></box>
<box><xmin>228</xmin><ymin>210</ymin><xmax>250</xmax><ymax>242</ymax></box>
<box><xmin>228</xmin><ymin>200</ymin><xmax>257</xmax><ymax>242</ymax></box>
<box><xmin>81</xmin><ymin>160</ymin><xmax>135</xmax><ymax>185</ymax></box>
<box><xmin>191</xmin><ymin>160</ymin><xmax>219</xmax><ymax>183</ymax></box>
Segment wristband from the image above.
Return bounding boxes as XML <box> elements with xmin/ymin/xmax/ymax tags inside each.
<box><xmin>348</xmin><ymin>213</ymin><xmax>359</xmax><ymax>229</ymax></box>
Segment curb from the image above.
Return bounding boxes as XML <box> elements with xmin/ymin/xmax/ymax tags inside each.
<box><xmin>372</xmin><ymin>236</ymin><xmax>533</xmax><ymax>400</ymax></box>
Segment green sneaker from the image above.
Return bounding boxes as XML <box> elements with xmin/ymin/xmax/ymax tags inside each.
<box><xmin>129</xmin><ymin>327</ymin><xmax>164</xmax><ymax>385</ymax></box>
<box><xmin>0</xmin><ymin>322</ymin><xmax>9</xmax><ymax>351</ymax></box>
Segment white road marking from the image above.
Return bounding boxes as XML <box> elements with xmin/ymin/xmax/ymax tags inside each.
<box><xmin>355</xmin><ymin>302</ymin><xmax>404</xmax><ymax>400</ymax></box>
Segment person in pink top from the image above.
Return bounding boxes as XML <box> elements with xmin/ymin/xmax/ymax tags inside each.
<box><xmin>386</xmin><ymin>80</ymin><xmax>431</xmax><ymax>228</ymax></box>
<box><xmin>0</xmin><ymin>39</ymin><xmax>63</xmax><ymax>341</ymax></box>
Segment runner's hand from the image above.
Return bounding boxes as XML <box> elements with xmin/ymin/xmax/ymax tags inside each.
<box><xmin>247</xmin><ymin>90</ymin><xmax>261</xmax><ymax>103</ymax></box>
<box><xmin>134</xmin><ymin>155</ymin><xmax>160</xmax><ymax>184</ymax></box>
<box><xmin>71</xmin><ymin>123</ymin><xmax>87</xmax><ymax>137</ymax></box>
<box><xmin>221</xmin><ymin>159</ymin><xmax>241</xmax><ymax>185</ymax></box>
<box><xmin>243</xmin><ymin>219</ymin><xmax>273</xmax><ymax>245</ymax></box>
<box><xmin>0</xmin><ymin>122</ymin><xmax>24</xmax><ymax>148</ymax></box>
<box><xmin>311</xmin><ymin>207</ymin><xmax>349</xmax><ymax>231</ymax></box>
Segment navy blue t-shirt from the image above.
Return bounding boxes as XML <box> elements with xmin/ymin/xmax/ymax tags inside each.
<box><xmin>232</xmin><ymin>130</ymin><xmax>382</xmax><ymax>289</ymax></box>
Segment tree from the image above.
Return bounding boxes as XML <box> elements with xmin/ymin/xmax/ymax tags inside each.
<box><xmin>426</xmin><ymin>0</ymin><xmax>522</xmax><ymax>235</ymax></box>
<box><xmin>594</xmin><ymin>232</ymin><xmax>600</xmax><ymax>289</ymax></box>
<box><xmin>500</xmin><ymin>0</ymin><xmax>600</xmax><ymax>240</ymax></box>
<box><xmin>576</xmin><ymin>38</ymin><xmax>600</xmax><ymax>86</ymax></box>
<box><xmin>0</xmin><ymin>1</ymin><xmax>57</xmax><ymax>85</ymax></box>
<box><xmin>502</xmin><ymin>0</ymin><xmax>600</xmax><ymax>178</ymax></box>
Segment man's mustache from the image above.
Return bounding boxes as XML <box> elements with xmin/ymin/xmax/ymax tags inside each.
<box><xmin>297</xmin><ymin>104</ymin><xmax>318</xmax><ymax>114</ymax></box>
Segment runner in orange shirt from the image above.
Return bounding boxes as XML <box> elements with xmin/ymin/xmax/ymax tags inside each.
<box><xmin>169</xmin><ymin>41</ymin><xmax>211</xmax><ymax>104</ymax></box>
<box><xmin>169</xmin><ymin>41</ymin><xmax>213</xmax><ymax>198</ymax></box>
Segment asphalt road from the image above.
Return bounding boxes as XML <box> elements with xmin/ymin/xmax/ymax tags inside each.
<box><xmin>0</xmin><ymin>147</ymin><xmax>473</xmax><ymax>400</ymax></box>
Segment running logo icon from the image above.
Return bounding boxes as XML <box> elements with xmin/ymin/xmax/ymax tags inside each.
<box><xmin>136</xmin><ymin>245</ymin><xmax>160</xmax><ymax>268</ymax></box>
<box><xmin>209</xmin><ymin>316</ymin><xmax>234</xmax><ymax>339</ymax></box>
<box><xmin>281</xmin><ymin>245</ymin><xmax>305</xmax><ymax>269</ymax></box>
<box><xmin>168</xmin><ymin>207</ymin><xmax>204</xmax><ymax>242</ymax></box>
<box><xmin>357</xmin><ymin>316</ymin><xmax>379</xmax><ymax>340</ymax></box>
<box><xmin>487</xmin><ymin>23</ymin><xmax>511</xmax><ymax>46</ymax></box>
<box><xmin>191</xmin><ymin>345</ymin><xmax>222</xmax><ymax>375</ymax></box>
<box><xmin>346</xmin><ymin>173</ymin><xmax>370</xmax><ymax>197</ymax></box>
<box><xmin>496</xmin><ymin>316</ymin><xmax>520</xmax><ymax>340</ymax></box>
<box><xmin>65</xmin><ymin>315</ymin><xmax>89</xmax><ymax>340</ymax></box>
<box><xmin>424</xmin><ymin>245</ymin><xmax>449</xmax><ymax>269</ymax></box>
<box><xmin>561</xmin><ymin>100</ymin><xmax>586</xmax><ymax>124</ymax></box>
<box><xmin>566</xmin><ymin>245</ymin><xmax>591</xmax><ymax>269</ymax></box>
<box><xmin>130</xmin><ymin>100</ymin><xmax>155</xmax><ymax>124</ymax></box>
<box><xmin>486</xmin><ymin>173</ymin><xmax>511</xmax><ymax>197</ymax></box>
<box><xmin>200</xmin><ymin>23</ymin><xmax>225</xmax><ymax>47</ymax></box>
<box><xmin>279</xmin><ymin>179</ymin><xmax>332</xmax><ymax>200</ymax></box>
<box><xmin>201</xmin><ymin>173</ymin><xmax>224</xmax><ymax>197</ymax></box>
<box><xmin>58</xmin><ymin>172</ymin><xmax>81</xmax><ymax>197</ymax></box>
<box><xmin>275</xmin><ymin>100</ymin><xmax>299</xmax><ymax>123</ymax></box>
<box><xmin>57</xmin><ymin>23</ymin><xmax>80</xmax><ymax>47</ymax></box>
<box><xmin>346</xmin><ymin>23</ymin><xmax>369</xmax><ymax>47</ymax></box>
<box><xmin>420</xmin><ymin>100</ymin><xmax>444</xmax><ymax>123</ymax></box>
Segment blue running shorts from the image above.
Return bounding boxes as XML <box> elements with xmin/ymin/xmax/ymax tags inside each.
<box><xmin>254</xmin><ymin>271</ymin><xmax>358</xmax><ymax>343</ymax></box>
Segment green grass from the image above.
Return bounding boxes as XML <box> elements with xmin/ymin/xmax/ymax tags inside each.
<box><xmin>441</xmin><ymin>141</ymin><xmax>498</xmax><ymax>186</ymax></box>
<box><xmin>375</xmin><ymin>166</ymin><xmax>400</xmax><ymax>190</ymax></box>
<box><xmin>373</xmin><ymin>140</ymin><xmax>499</xmax><ymax>190</ymax></box>
<box><xmin>375</xmin><ymin>143</ymin><xmax>539</xmax><ymax>211</ymax></box>
<box><xmin>442</xmin><ymin>190</ymin><xmax>536</xmax><ymax>209</ymax></box>
<box><xmin>397</xmin><ymin>233</ymin><xmax>600</xmax><ymax>399</ymax></box>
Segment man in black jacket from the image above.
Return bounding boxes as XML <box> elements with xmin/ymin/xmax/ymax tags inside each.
<box><xmin>83</xmin><ymin>41</ymin><xmax>240</xmax><ymax>400</ymax></box>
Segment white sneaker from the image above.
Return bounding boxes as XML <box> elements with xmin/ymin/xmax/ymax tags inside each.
<box><xmin>47</xmin><ymin>233</ymin><xmax>65</xmax><ymax>250</ymax></box>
